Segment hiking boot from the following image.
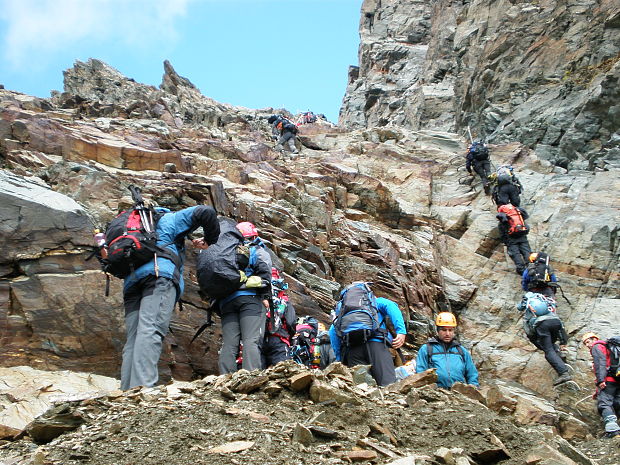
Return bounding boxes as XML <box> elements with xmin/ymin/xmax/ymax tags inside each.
<box><xmin>604</xmin><ymin>430</ymin><xmax>620</xmax><ymax>439</ymax></box>
<box><xmin>553</xmin><ymin>372</ymin><xmax>572</xmax><ymax>385</ymax></box>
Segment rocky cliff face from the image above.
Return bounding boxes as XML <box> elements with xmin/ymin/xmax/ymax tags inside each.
<box><xmin>1</xmin><ymin>48</ymin><xmax>619</xmax><ymax>460</ymax></box>
<box><xmin>340</xmin><ymin>0</ymin><xmax>620</xmax><ymax>171</ymax></box>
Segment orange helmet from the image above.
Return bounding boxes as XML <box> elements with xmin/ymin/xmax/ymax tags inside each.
<box><xmin>435</xmin><ymin>312</ymin><xmax>457</xmax><ymax>327</ymax></box>
<box><xmin>236</xmin><ymin>221</ymin><xmax>258</xmax><ymax>238</ymax></box>
<box><xmin>581</xmin><ymin>332</ymin><xmax>599</xmax><ymax>344</ymax></box>
<box><xmin>529</xmin><ymin>252</ymin><xmax>539</xmax><ymax>263</ymax></box>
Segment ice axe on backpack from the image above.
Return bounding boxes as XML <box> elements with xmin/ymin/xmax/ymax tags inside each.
<box><xmin>190</xmin><ymin>301</ymin><xmax>217</xmax><ymax>345</ymax></box>
<box><xmin>128</xmin><ymin>185</ymin><xmax>160</xmax><ymax>277</ymax></box>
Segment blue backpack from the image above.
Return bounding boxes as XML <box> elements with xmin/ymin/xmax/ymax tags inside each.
<box><xmin>520</xmin><ymin>292</ymin><xmax>557</xmax><ymax>336</ymax></box>
<box><xmin>334</xmin><ymin>282</ymin><xmax>384</xmax><ymax>346</ymax></box>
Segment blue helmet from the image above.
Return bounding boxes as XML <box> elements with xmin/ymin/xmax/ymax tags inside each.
<box><xmin>527</xmin><ymin>295</ymin><xmax>549</xmax><ymax>316</ymax></box>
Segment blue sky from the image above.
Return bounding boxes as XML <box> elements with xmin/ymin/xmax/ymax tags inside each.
<box><xmin>0</xmin><ymin>0</ymin><xmax>363</xmax><ymax>122</ymax></box>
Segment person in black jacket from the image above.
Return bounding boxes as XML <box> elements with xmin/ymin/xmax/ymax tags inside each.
<box><xmin>268</xmin><ymin>114</ymin><xmax>299</xmax><ymax>155</ymax></box>
<box><xmin>497</xmin><ymin>206</ymin><xmax>532</xmax><ymax>275</ymax></box>
<box><xmin>494</xmin><ymin>181</ymin><xmax>521</xmax><ymax>206</ymax></box>
<box><xmin>465</xmin><ymin>141</ymin><xmax>491</xmax><ymax>194</ymax></box>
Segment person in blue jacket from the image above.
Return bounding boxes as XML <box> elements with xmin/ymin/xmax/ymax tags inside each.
<box><xmin>329</xmin><ymin>284</ymin><xmax>406</xmax><ymax>386</ymax></box>
<box><xmin>121</xmin><ymin>205</ymin><xmax>219</xmax><ymax>390</ymax></box>
<box><xmin>415</xmin><ymin>312</ymin><xmax>479</xmax><ymax>389</ymax></box>
<box><xmin>521</xmin><ymin>252</ymin><xmax>558</xmax><ymax>298</ymax></box>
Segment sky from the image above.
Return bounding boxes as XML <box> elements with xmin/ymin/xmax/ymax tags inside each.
<box><xmin>0</xmin><ymin>0</ymin><xmax>363</xmax><ymax>123</ymax></box>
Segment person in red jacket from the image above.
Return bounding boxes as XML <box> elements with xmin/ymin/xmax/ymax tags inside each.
<box><xmin>583</xmin><ymin>332</ymin><xmax>620</xmax><ymax>438</ymax></box>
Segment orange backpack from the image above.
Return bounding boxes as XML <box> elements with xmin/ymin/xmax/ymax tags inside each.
<box><xmin>497</xmin><ymin>204</ymin><xmax>529</xmax><ymax>236</ymax></box>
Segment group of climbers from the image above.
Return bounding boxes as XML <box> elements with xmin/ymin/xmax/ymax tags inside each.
<box><xmin>465</xmin><ymin>139</ymin><xmax>619</xmax><ymax>438</ymax></box>
<box><xmin>96</xmin><ymin>167</ymin><xmax>617</xmax><ymax>439</ymax></box>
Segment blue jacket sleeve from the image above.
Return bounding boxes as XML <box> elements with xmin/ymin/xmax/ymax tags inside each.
<box><xmin>521</xmin><ymin>269</ymin><xmax>529</xmax><ymax>291</ymax></box>
<box><xmin>415</xmin><ymin>344</ymin><xmax>429</xmax><ymax>373</ymax></box>
<box><xmin>462</xmin><ymin>348</ymin><xmax>479</xmax><ymax>386</ymax></box>
<box><xmin>376</xmin><ymin>297</ymin><xmax>406</xmax><ymax>334</ymax></box>
<box><xmin>329</xmin><ymin>325</ymin><xmax>341</xmax><ymax>361</ymax></box>
<box><xmin>163</xmin><ymin>206</ymin><xmax>219</xmax><ymax>245</ymax></box>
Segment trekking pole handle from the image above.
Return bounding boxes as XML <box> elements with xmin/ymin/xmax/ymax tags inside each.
<box><xmin>128</xmin><ymin>185</ymin><xmax>144</xmax><ymax>206</ymax></box>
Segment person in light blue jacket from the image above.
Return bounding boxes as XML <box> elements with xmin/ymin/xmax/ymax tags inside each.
<box><xmin>329</xmin><ymin>284</ymin><xmax>406</xmax><ymax>386</ymax></box>
<box><xmin>121</xmin><ymin>205</ymin><xmax>219</xmax><ymax>390</ymax></box>
<box><xmin>415</xmin><ymin>312</ymin><xmax>479</xmax><ymax>389</ymax></box>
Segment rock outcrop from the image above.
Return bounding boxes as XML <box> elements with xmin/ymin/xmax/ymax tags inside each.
<box><xmin>340</xmin><ymin>0</ymin><xmax>620</xmax><ymax>171</ymax></box>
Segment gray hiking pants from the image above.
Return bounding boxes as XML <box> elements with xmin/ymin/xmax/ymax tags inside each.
<box><xmin>121</xmin><ymin>276</ymin><xmax>177</xmax><ymax>390</ymax></box>
<box><xmin>598</xmin><ymin>381</ymin><xmax>620</xmax><ymax>421</ymax></box>
<box><xmin>275</xmin><ymin>131</ymin><xmax>297</xmax><ymax>153</ymax></box>
<box><xmin>219</xmin><ymin>295</ymin><xmax>266</xmax><ymax>374</ymax></box>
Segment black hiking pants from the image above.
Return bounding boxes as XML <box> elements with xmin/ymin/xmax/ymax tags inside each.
<box><xmin>506</xmin><ymin>235</ymin><xmax>531</xmax><ymax>274</ymax></box>
<box><xmin>531</xmin><ymin>319</ymin><xmax>568</xmax><ymax>375</ymax></box>
<box><xmin>262</xmin><ymin>335</ymin><xmax>291</xmax><ymax>368</ymax></box>
<box><xmin>473</xmin><ymin>160</ymin><xmax>491</xmax><ymax>187</ymax></box>
<box><xmin>343</xmin><ymin>340</ymin><xmax>396</xmax><ymax>387</ymax></box>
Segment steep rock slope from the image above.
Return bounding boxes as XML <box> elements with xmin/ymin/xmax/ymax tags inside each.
<box><xmin>340</xmin><ymin>0</ymin><xmax>620</xmax><ymax>170</ymax></box>
<box><xmin>1</xmin><ymin>60</ymin><xmax>618</xmax><ymax>409</ymax></box>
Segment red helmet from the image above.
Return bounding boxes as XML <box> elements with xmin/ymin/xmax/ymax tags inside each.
<box><xmin>271</xmin><ymin>267</ymin><xmax>281</xmax><ymax>280</ymax></box>
<box><xmin>236</xmin><ymin>221</ymin><xmax>258</xmax><ymax>238</ymax></box>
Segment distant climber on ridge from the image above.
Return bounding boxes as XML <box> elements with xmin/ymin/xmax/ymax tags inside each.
<box><xmin>415</xmin><ymin>312</ymin><xmax>479</xmax><ymax>389</ymax></box>
<box><xmin>268</xmin><ymin>114</ymin><xmax>299</xmax><ymax>156</ymax></box>
<box><xmin>465</xmin><ymin>140</ymin><xmax>491</xmax><ymax>195</ymax></box>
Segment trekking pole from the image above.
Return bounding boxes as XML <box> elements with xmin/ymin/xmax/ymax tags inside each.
<box><xmin>467</xmin><ymin>126</ymin><xmax>473</xmax><ymax>144</ymax></box>
<box><xmin>574</xmin><ymin>395</ymin><xmax>594</xmax><ymax>407</ymax></box>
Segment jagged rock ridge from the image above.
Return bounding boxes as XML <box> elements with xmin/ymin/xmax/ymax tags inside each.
<box><xmin>340</xmin><ymin>0</ymin><xmax>620</xmax><ymax>171</ymax></box>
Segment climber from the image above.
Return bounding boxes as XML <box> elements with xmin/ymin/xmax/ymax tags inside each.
<box><xmin>329</xmin><ymin>282</ymin><xmax>406</xmax><ymax>386</ymax></box>
<box><xmin>267</xmin><ymin>114</ymin><xmax>283</xmax><ymax>140</ymax></box>
<box><xmin>317</xmin><ymin>323</ymin><xmax>336</xmax><ymax>369</ymax></box>
<box><xmin>582</xmin><ymin>332</ymin><xmax>620</xmax><ymax>438</ymax></box>
<box><xmin>496</xmin><ymin>204</ymin><xmax>532</xmax><ymax>275</ymax></box>
<box><xmin>415</xmin><ymin>312</ymin><xmax>479</xmax><ymax>389</ymax></box>
<box><xmin>119</xmin><ymin>204</ymin><xmax>220</xmax><ymax>390</ymax></box>
<box><xmin>218</xmin><ymin>222</ymin><xmax>273</xmax><ymax>374</ymax></box>
<box><xmin>465</xmin><ymin>140</ymin><xmax>491</xmax><ymax>194</ymax></box>
<box><xmin>519</xmin><ymin>292</ymin><xmax>572</xmax><ymax>385</ymax></box>
<box><xmin>268</xmin><ymin>114</ymin><xmax>299</xmax><ymax>155</ymax></box>
<box><xmin>262</xmin><ymin>267</ymin><xmax>297</xmax><ymax>368</ymax></box>
<box><xmin>492</xmin><ymin>165</ymin><xmax>523</xmax><ymax>206</ymax></box>
<box><xmin>522</xmin><ymin>252</ymin><xmax>558</xmax><ymax>298</ymax></box>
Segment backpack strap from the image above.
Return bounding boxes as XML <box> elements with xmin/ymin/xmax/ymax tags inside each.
<box><xmin>426</xmin><ymin>342</ymin><xmax>466</xmax><ymax>367</ymax></box>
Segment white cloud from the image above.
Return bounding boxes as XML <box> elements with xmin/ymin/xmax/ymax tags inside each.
<box><xmin>0</xmin><ymin>0</ymin><xmax>191</xmax><ymax>70</ymax></box>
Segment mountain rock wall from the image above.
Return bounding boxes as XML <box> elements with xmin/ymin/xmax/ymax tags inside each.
<box><xmin>340</xmin><ymin>0</ymin><xmax>620</xmax><ymax>171</ymax></box>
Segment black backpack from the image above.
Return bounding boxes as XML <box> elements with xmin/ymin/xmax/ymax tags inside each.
<box><xmin>101</xmin><ymin>187</ymin><xmax>180</xmax><ymax>279</ymax></box>
<box><xmin>526</xmin><ymin>253</ymin><xmax>554</xmax><ymax>290</ymax></box>
<box><xmin>606</xmin><ymin>337</ymin><xmax>620</xmax><ymax>378</ymax></box>
<box><xmin>196</xmin><ymin>219</ymin><xmax>255</xmax><ymax>300</ymax></box>
<box><xmin>469</xmin><ymin>142</ymin><xmax>489</xmax><ymax>161</ymax></box>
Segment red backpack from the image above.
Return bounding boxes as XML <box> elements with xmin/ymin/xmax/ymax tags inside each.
<box><xmin>497</xmin><ymin>204</ymin><xmax>529</xmax><ymax>236</ymax></box>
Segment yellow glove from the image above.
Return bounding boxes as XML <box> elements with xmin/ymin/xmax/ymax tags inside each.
<box><xmin>245</xmin><ymin>276</ymin><xmax>262</xmax><ymax>288</ymax></box>
<box><xmin>239</xmin><ymin>271</ymin><xmax>248</xmax><ymax>283</ymax></box>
